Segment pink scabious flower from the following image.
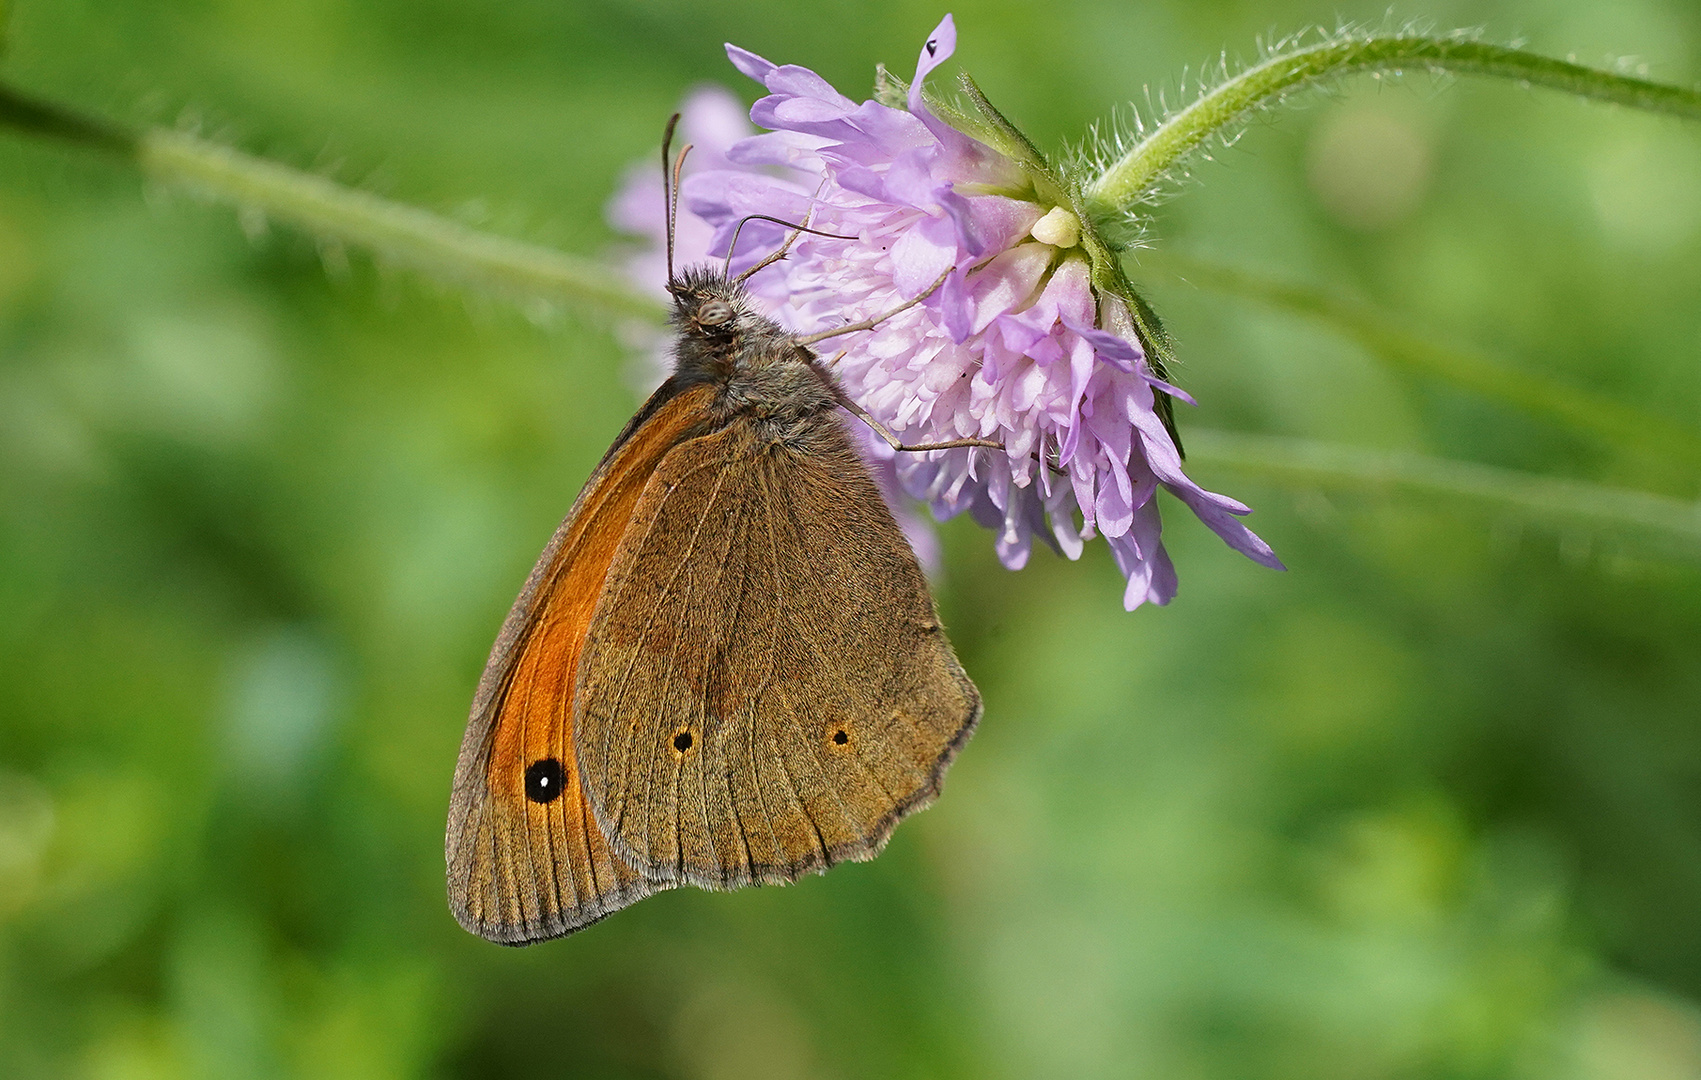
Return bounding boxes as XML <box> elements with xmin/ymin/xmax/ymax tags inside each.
<box><xmin>608</xmin><ymin>14</ymin><xmax>1282</xmax><ymax>609</ymax></box>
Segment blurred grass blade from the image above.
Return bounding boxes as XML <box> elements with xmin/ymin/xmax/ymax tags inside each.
<box><xmin>1186</xmin><ymin>428</ymin><xmax>1701</xmax><ymax>557</ymax></box>
<box><xmin>1138</xmin><ymin>250</ymin><xmax>1701</xmax><ymax>476</ymax></box>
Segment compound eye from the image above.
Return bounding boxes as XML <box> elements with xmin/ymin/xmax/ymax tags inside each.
<box><xmin>698</xmin><ymin>300</ymin><xmax>735</xmax><ymax>327</ymax></box>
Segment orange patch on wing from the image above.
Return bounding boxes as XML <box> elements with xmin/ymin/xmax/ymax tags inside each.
<box><xmin>461</xmin><ymin>382</ymin><xmax>716</xmax><ymax>938</ymax></box>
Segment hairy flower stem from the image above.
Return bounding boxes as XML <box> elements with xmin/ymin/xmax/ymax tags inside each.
<box><xmin>0</xmin><ymin>83</ymin><xmax>662</xmax><ymax>322</ymax></box>
<box><xmin>139</xmin><ymin>131</ymin><xmax>661</xmax><ymax>319</ymax></box>
<box><xmin>0</xmin><ymin>84</ymin><xmax>134</xmax><ymax>153</ymax></box>
<box><xmin>1084</xmin><ymin>35</ymin><xmax>1701</xmax><ymax>217</ymax></box>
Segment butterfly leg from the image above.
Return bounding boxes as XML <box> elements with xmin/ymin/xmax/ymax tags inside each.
<box><xmin>829</xmin><ymin>378</ymin><xmax>1004</xmax><ymax>454</ymax></box>
<box><xmin>804</xmin><ymin>269</ymin><xmax>1066</xmax><ymax>461</ymax></box>
<box><xmin>827</xmin><ymin>363</ymin><xmax>1070</xmax><ymax>469</ymax></box>
<box><xmin>793</xmin><ymin>268</ymin><xmax>955</xmax><ymax>348</ymax></box>
<box><xmin>729</xmin><ymin>214</ymin><xmax>855</xmax><ymax>283</ymax></box>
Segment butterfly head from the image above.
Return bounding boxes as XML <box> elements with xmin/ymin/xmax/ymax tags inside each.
<box><xmin>657</xmin><ymin>116</ymin><xmax>824</xmax><ymax>411</ymax></box>
<box><xmin>668</xmin><ymin>266</ymin><xmax>752</xmax><ymax>339</ymax></box>
<box><xmin>666</xmin><ymin>263</ymin><xmax>830</xmax><ymax>428</ymax></box>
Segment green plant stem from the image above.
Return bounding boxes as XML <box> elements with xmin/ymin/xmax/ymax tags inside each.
<box><xmin>0</xmin><ymin>83</ymin><xmax>663</xmax><ymax>322</ymax></box>
<box><xmin>1185</xmin><ymin>428</ymin><xmax>1701</xmax><ymax>555</ymax></box>
<box><xmin>1137</xmin><ymin>250</ymin><xmax>1701</xmax><ymax>477</ymax></box>
<box><xmin>0</xmin><ymin>83</ymin><xmax>134</xmax><ymax>153</ymax></box>
<box><xmin>1084</xmin><ymin>36</ymin><xmax>1701</xmax><ymax>216</ymax></box>
<box><xmin>139</xmin><ymin>130</ymin><xmax>662</xmax><ymax>320</ymax></box>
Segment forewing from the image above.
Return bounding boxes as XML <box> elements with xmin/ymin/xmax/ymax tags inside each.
<box><xmin>446</xmin><ymin>381</ymin><xmax>715</xmax><ymax>944</ymax></box>
<box><xmin>574</xmin><ymin>415</ymin><xmax>981</xmax><ymax>889</ymax></box>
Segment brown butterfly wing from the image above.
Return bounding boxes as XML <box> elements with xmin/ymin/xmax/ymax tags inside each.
<box><xmin>446</xmin><ymin>380</ymin><xmax>715</xmax><ymax>944</ymax></box>
<box><xmin>573</xmin><ymin>412</ymin><xmax>981</xmax><ymax>889</ymax></box>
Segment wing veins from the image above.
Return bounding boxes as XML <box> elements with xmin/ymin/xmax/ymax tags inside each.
<box><xmin>722</xmin><ymin>506</ymin><xmax>760</xmax><ymax>882</ymax></box>
<box><xmin>690</xmin><ymin>502</ymin><xmax>752</xmax><ymax>882</ymax></box>
<box><xmin>769</xmin><ymin>460</ymin><xmax>869</xmax><ymax>840</ymax></box>
<box><xmin>596</xmin><ymin>452</ymin><xmax>736</xmax><ymax>843</ymax></box>
<box><xmin>515</xmin><ymin>642</ymin><xmax>546</xmax><ymax>932</ymax></box>
<box><xmin>757</xmin><ymin>457</ymin><xmax>836</xmax><ymax>870</ymax></box>
<box><xmin>661</xmin><ymin>454</ymin><xmax>758</xmax><ymax>881</ymax></box>
<box><xmin>743</xmin><ymin>464</ymin><xmax>788</xmax><ymax>881</ymax></box>
<box><xmin>771</xmin><ymin>477</ymin><xmax>907</xmax><ymax>813</ymax></box>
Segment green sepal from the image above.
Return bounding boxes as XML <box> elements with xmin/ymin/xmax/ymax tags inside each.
<box><xmin>1116</xmin><ymin>273</ymin><xmax>1185</xmax><ymax>453</ymax></box>
<box><xmin>875</xmin><ymin>60</ymin><xmax>1187</xmax><ymax>451</ymax></box>
<box><xmin>949</xmin><ymin>72</ymin><xmax>1185</xmax><ymax>448</ymax></box>
<box><xmin>955</xmin><ymin>73</ymin><xmax>1050</xmax><ymax>175</ymax></box>
<box><xmin>1070</xmin><ymin>197</ymin><xmax>1183</xmax><ymax>450</ymax></box>
<box><xmin>873</xmin><ymin>63</ymin><xmax>907</xmax><ymax>109</ymax></box>
<box><xmin>876</xmin><ymin>66</ymin><xmax>1039</xmax><ymax>178</ymax></box>
<box><xmin>873</xmin><ymin>64</ymin><xmax>984</xmax><ymax>138</ymax></box>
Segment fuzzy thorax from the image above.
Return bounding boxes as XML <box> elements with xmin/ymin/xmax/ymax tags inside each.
<box><xmin>668</xmin><ymin>265</ymin><xmax>839</xmax><ymax>448</ymax></box>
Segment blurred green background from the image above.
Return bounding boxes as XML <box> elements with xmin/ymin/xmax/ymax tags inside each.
<box><xmin>2</xmin><ymin>0</ymin><xmax>1700</xmax><ymax>1077</ymax></box>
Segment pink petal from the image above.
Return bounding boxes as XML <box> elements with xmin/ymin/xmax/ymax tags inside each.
<box><xmin>890</xmin><ymin>216</ymin><xmax>960</xmax><ymax>297</ymax></box>
<box><xmin>725</xmin><ymin>45</ymin><xmax>776</xmax><ymax>83</ymax></box>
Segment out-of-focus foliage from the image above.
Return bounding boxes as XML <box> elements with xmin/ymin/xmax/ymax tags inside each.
<box><xmin>1</xmin><ymin>1</ymin><xmax>1699</xmax><ymax>1078</ymax></box>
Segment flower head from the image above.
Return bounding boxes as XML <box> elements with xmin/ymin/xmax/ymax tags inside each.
<box><xmin>609</xmin><ymin>15</ymin><xmax>1281</xmax><ymax>608</ymax></box>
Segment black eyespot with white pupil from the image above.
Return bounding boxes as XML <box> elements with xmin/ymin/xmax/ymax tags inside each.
<box><xmin>524</xmin><ymin>758</ymin><xmax>565</xmax><ymax>804</ymax></box>
<box><xmin>697</xmin><ymin>300</ymin><xmax>734</xmax><ymax>327</ymax></box>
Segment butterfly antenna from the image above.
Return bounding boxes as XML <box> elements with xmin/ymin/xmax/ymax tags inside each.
<box><xmin>661</xmin><ymin>113</ymin><xmax>680</xmax><ymax>287</ymax></box>
<box><xmin>670</xmin><ymin>143</ymin><xmax>693</xmax><ymax>279</ymax></box>
<box><xmin>727</xmin><ymin>215</ymin><xmax>857</xmax><ymax>284</ymax></box>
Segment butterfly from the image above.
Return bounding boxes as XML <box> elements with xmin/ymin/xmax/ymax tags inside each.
<box><xmin>446</xmin><ymin>118</ymin><xmax>985</xmax><ymax>944</ymax></box>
